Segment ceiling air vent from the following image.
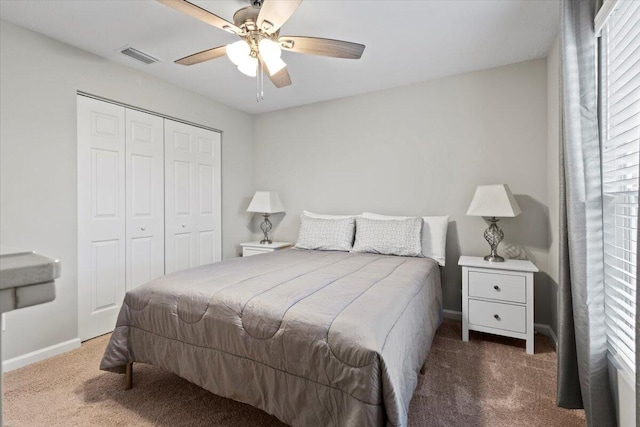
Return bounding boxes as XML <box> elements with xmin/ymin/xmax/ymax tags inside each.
<box><xmin>120</xmin><ymin>47</ymin><xmax>159</xmax><ymax>65</ymax></box>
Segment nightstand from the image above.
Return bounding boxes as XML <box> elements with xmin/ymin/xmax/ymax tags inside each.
<box><xmin>241</xmin><ymin>241</ymin><xmax>292</xmax><ymax>257</ymax></box>
<box><xmin>459</xmin><ymin>255</ymin><xmax>538</xmax><ymax>354</ymax></box>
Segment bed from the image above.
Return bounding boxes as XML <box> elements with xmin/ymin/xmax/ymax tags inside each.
<box><xmin>100</xmin><ymin>248</ymin><xmax>442</xmax><ymax>426</ymax></box>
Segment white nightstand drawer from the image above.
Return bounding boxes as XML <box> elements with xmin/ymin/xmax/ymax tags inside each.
<box><xmin>468</xmin><ymin>299</ymin><xmax>526</xmax><ymax>334</ymax></box>
<box><xmin>241</xmin><ymin>242</ymin><xmax>292</xmax><ymax>257</ymax></box>
<box><xmin>243</xmin><ymin>248</ymin><xmax>272</xmax><ymax>257</ymax></box>
<box><xmin>468</xmin><ymin>271</ymin><xmax>526</xmax><ymax>303</ymax></box>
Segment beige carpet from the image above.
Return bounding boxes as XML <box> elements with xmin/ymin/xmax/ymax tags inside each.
<box><xmin>4</xmin><ymin>320</ymin><xmax>585</xmax><ymax>426</ymax></box>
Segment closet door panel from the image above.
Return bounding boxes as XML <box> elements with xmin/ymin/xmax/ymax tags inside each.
<box><xmin>194</xmin><ymin>133</ymin><xmax>220</xmax><ymax>266</ymax></box>
<box><xmin>125</xmin><ymin>109</ymin><xmax>165</xmax><ymax>290</ymax></box>
<box><xmin>130</xmin><ymin>236</ymin><xmax>153</xmax><ymax>287</ymax></box>
<box><xmin>173</xmin><ymin>161</ymin><xmax>192</xmax><ymax>215</ymax></box>
<box><xmin>171</xmin><ymin>157</ymin><xmax>193</xmax><ymax>271</ymax></box>
<box><xmin>165</xmin><ymin>120</ymin><xmax>221</xmax><ymax>273</ymax></box>
<box><xmin>173</xmin><ymin>232</ymin><xmax>192</xmax><ymax>272</ymax></box>
<box><xmin>199</xmin><ymin>231</ymin><xmax>215</xmax><ymax>265</ymax></box>
<box><xmin>165</xmin><ymin>122</ymin><xmax>194</xmax><ymax>273</ymax></box>
<box><xmin>78</xmin><ymin>96</ymin><xmax>126</xmax><ymax>341</ymax></box>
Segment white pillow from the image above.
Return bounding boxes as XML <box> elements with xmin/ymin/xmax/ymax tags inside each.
<box><xmin>361</xmin><ymin>212</ymin><xmax>449</xmax><ymax>266</ymax></box>
<box><xmin>295</xmin><ymin>215</ymin><xmax>356</xmax><ymax>252</ymax></box>
<box><xmin>352</xmin><ymin>217</ymin><xmax>423</xmax><ymax>257</ymax></box>
<box><xmin>303</xmin><ymin>210</ymin><xmax>359</xmax><ymax>220</ymax></box>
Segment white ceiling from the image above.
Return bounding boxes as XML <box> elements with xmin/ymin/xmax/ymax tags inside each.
<box><xmin>0</xmin><ymin>0</ymin><xmax>560</xmax><ymax>114</ymax></box>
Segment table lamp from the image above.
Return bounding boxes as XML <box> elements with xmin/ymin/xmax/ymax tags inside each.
<box><xmin>247</xmin><ymin>191</ymin><xmax>285</xmax><ymax>244</ymax></box>
<box><xmin>466</xmin><ymin>184</ymin><xmax>521</xmax><ymax>262</ymax></box>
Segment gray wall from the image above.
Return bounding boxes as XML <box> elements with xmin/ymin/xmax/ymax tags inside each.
<box><xmin>253</xmin><ymin>59</ymin><xmax>555</xmax><ymax>325</ymax></box>
<box><xmin>0</xmin><ymin>21</ymin><xmax>254</xmax><ymax>360</ymax></box>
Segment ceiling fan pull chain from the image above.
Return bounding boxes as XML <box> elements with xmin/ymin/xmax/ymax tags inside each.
<box><xmin>256</xmin><ymin>63</ymin><xmax>264</xmax><ymax>102</ymax></box>
<box><xmin>260</xmin><ymin>64</ymin><xmax>264</xmax><ymax>101</ymax></box>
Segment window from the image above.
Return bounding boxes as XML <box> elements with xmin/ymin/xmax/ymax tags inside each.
<box><xmin>599</xmin><ymin>0</ymin><xmax>639</xmax><ymax>376</ymax></box>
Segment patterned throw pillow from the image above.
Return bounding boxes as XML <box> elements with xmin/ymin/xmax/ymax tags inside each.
<box><xmin>295</xmin><ymin>215</ymin><xmax>356</xmax><ymax>252</ymax></box>
<box><xmin>361</xmin><ymin>212</ymin><xmax>449</xmax><ymax>265</ymax></box>
<box><xmin>351</xmin><ymin>217</ymin><xmax>423</xmax><ymax>257</ymax></box>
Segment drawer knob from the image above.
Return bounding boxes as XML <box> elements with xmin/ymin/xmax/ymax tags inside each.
<box><xmin>493</xmin><ymin>314</ymin><xmax>501</xmax><ymax>321</ymax></box>
<box><xmin>493</xmin><ymin>285</ymin><xmax>500</xmax><ymax>291</ymax></box>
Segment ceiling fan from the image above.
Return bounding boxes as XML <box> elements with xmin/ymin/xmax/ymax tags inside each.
<box><xmin>157</xmin><ymin>0</ymin><xmax>365</xmax><ymax>100</ymax></box>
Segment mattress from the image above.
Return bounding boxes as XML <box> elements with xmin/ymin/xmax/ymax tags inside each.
<box><xmin>100</xmin><ymin>249</ymin><xmax>442</xmax><ymax>427</ymax></box>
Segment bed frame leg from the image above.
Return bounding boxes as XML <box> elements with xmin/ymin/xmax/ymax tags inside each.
<box><xmin>125</xmin><ymin>363</ymin><xmax>133</xmax><ymax>390</ymax></box>
<box><xmin>420</xmin><ymin>360</ymin><xmax>427</xmax><ymax>375</ymax></box>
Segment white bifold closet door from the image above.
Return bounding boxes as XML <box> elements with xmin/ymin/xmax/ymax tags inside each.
<box><xmin>79</xmin><ymin>96</ymin><xmax>222</xmax><ymax>341</ymax></box>
<box><xmin>164</xmin><ymin>120</ymin><xmax>222</xmax><ymax>274</ymax></box>
<box><xmin>78</xmin><ymin>96</ymin><xmax>127</xmax><ymax>341</ymax></box>
<box><xmin>125</xmin><ymin>109</ymin><xmax>165</xmax><ymax>290</ymax></box>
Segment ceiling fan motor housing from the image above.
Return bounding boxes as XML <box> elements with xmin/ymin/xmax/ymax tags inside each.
<box><xmin>233</xmin><ymin>6</ymin><xmax>281</xmax><ymax>54</ymax></box>
<box><xmin>233</xmin><ymin>6</ymin><xmax>260</xmax><ymax>29</ymax></box>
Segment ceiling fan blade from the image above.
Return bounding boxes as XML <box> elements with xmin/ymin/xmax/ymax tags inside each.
<box><xmin>278</xmin><ymin>36</ymin><xmax>365</xmax><ymax>59</ymax></box>
<box><xmin>156</xmin><ymin>0</ymin><xmax>242</xmax><ymax>34</ymax></box>
<box><xmin>175</xmin><ymin>45</ymin><xmax>227</xmax><ymax>66</ymax></box>
<box><xmin>268</xmin><ymin>67</ymin><xmax>292</xmax><ymax>88</ymax></box>
<box><xmin>260</xmin><ymin>57</ymin><xmax>292</xmax><ymax>88</ymax></box>
<box><xmin>257</xmin><ymin>0</ymin><xmax>302</xmax><ymax>34</ymax></box>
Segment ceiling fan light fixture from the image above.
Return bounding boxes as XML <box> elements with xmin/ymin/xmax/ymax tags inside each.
<box><xmin>226</xmin><ymin>40</ymin><xmax>251</xmax><ymax>66</ymax></box>
<box><xmin>259</xmin><ymin>39</ymin><xmax>281</xmax><ymax>59</ymax></box>
<box><xmin>258</xmin><ymin>38</ymin><xmax>285</xmax><ymax>75</ymax></box>
<box><xmin>238</xmin><ymin>56</ymin><xmax>258</xmax><ymax>77</ymax></box>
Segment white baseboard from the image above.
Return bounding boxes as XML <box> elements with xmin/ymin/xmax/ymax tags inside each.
<box><xmin>442</xmin><ymin>309</ymin><xmax>558</xmax><ymax>349</ymax></box>
<box><xmin>2</xmin><ymin>337</ymin><xmax>81</xmax><ymax>372</ymax></box>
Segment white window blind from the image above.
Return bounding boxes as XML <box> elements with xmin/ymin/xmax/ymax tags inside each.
<box><xmin>600</xmin><ymin>0</ymin><xmax>640</xmax><ymax>375</ymax></box>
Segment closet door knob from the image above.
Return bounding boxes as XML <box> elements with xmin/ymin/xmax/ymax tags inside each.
<box><xmin>181</xmin><ymin>223</ymin><xmax>186</xmax><ymax>228</ymax></box>
<box><xmin>493</xmin><ymin>314</ymin><xmax>501</xmax><ymax>321</ymax></box>
<box><xmin>493</xmin><ymin>285</ymin><xmax>500</xmax><ymax>291</ymax></box>
<box><xmin>140</xmin><ymin>226</ymin><xmax>146</xmax><ymax>231</ymax></box>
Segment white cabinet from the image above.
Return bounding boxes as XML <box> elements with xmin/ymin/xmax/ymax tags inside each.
<box><xmin>459</xmin><ymin>256</ymin><xmax>538</xmax><ymax>354</ymax></box>
<box><xmin>77</xmin><ymin>95</ymin><xmax>221</xmax><ymax>340</ymax></box>
<box><xmin>241</xmin><ymin>241</ymin><xmax>292</xmax><ymax>257</ymax></box>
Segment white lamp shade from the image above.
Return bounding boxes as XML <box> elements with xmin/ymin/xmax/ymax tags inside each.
<box><xmin>237</xmin><ymin>56</ymin><xmax>258</xmax><ymax>77</ymax></box>
<box><xmin>226</xmin><ymin>40</ymin><xmax>250</xmax><ymax>66</ymax></box>
<box><xmin>258</xmin><ymin>39</ymin><xmax>282</xmax><ymax>60</ymax></box>
<box><xmin>466</xmin><ymin>184</ymin><xmax>521</xmax><ymax>217</ymax></box>
<box><xmin>247</xmin><ymin>191</ymin><xmax>285</xmax><ymax>214</ymax></box>
<box><xmin>258</xmin><ymin>39</ymin><xmax>286</xmax><ymax>76</ymax></box>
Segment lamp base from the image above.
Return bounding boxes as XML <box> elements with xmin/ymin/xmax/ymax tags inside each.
<box><xmin>260</xmin><ymin>213</ymin><xmax>273</xmax><ymax>245</ymax></box>
<box><xmin>483</xmin><ymin>217</ymin><xmax>505</xmax><ymax>262</ymax></box>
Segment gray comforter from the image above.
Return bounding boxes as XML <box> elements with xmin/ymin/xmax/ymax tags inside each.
<box><xmin>100</xmin><ymin>249</ymin><xmax>442</xmax><ymax>427</ymax></box>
